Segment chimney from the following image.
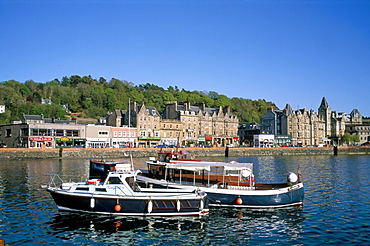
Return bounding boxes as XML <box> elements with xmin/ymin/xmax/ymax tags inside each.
<box><xmin>186</xmin><ymin>101</ymin><xmax>191</xmax><ymax>111</ymax></box>
<box><xmin>223</xmin><ymin>105</ymin><xmax>230</xmax><ymax>114</ymax></box>
<box><xmin>195</xmin><ymin>102</ymin><xmax>206</xmax><ymax>111</ymax></box>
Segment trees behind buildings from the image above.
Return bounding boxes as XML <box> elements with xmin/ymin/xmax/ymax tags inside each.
<box><xmin>0</xmin><ymin>76</ymin><xmax>276</xmax><ymax>124</ymax></box>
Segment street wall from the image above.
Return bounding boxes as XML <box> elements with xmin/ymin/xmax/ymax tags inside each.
<box><xmin>1</xmin><ymin>146</ymin><xmax>369</xmax><ymax>159</ymax></box>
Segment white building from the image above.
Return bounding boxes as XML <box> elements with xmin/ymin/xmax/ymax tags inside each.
<box><xmin>253</xmin><ymin>134</ymin><xmax>275</xmax><ymax>148</ymax></box>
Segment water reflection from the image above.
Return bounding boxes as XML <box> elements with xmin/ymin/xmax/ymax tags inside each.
<box><xmin>206</xmin><ymin>207</ymin><xmax>304</xmax><ymax>245</ymax></box>
<box><xmin>47</xmin><ymin>213</ymin><xmax>207</xmax><ymax>245</ymax></box>
<box><xmin>2</xmin><ymin>156</ymin><xmax>370</xmax><ymax>245</ymax></box>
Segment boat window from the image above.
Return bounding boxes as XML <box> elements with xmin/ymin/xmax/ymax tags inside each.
<box><xmin>76</xmin><ymin>187</ymin><xmax>89</xmax><ymax>191</ymax></box>
<box><xmin>107</xmin><ymin>177</ymin><xmax>123</xmax><ymax>184</ymax></box>
<box><xmin>95</xmin><ymin>188</ymin><xmax>107</xmax><ymax>192</ymax></box>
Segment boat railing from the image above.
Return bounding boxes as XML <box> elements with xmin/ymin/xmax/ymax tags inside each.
<box><xmin>45</xmin><ymin>174</ymin><xmax>65</xmax><ymax>188</ymax></box>
<box><xmin>227</xmin><ymin>185</ymin><xmax>255</xmax><ymax>190</ymax></box>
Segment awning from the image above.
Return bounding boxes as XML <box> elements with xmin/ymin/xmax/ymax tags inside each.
<box><xmin>165</xmin><ymin>161</ymin><xmax>253</xmax><ymax>172</ymax></box>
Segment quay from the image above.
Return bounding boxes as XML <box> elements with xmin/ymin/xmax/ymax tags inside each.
<box><xmin>0</xmin><ymin>146</ymin><xmax>370</xmax><ymax>159</ymax></box>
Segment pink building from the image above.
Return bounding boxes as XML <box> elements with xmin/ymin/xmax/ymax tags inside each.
<box><xmin>111</xmin><ymin>126</ymin><xmax>137</xmax><ymax>148</ymax></box>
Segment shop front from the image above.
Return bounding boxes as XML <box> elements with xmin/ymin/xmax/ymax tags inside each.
<box><xmin>86</xmin><ymin>138</ymin><xmax>110</xmax><ymax>148</ymax></box>
<box><xmin>29</xmin><ymin>136</ymin><xmax>54</xmax><ymax>148</ymax></box>
<box><xmin>138</xmin><ymin>137</ymin><xmax>161</xmax><ymax>148</ymax></box>
<box><xmin>55</xmin><ymin>137</ymin><xmax>86</xmax><ymax>148</ymax></box>
<box><xmin>205</xmin><ymin>136</ymin><xmax>213</xmax><ymax>147</ymax></box>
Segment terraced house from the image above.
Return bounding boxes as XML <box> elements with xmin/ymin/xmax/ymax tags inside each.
<box><xmin>162</xmin><ymin>101</ymin><xmax>239</xmax><ymax>147</ymax></box>
<box><xmin>106</xmin><ymin>101</ymin><xmax>239</xmax><ymax>147</ymax></box>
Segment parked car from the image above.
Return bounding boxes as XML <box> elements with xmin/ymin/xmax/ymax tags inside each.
<box><xmin>154</xmin><ymin>144</ymin><xmax>166</xmax><ymax>148</ymax></box>
<box><xmin>0</xmin><ymin>143</ymin><xmax>7</xmax><ymax>148</ymax></box>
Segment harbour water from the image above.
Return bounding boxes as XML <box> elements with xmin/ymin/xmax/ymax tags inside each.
<box><xmin>1</xmin><ymin>155</ymin><xmax>370</xmax><ymax>245</ymax></box>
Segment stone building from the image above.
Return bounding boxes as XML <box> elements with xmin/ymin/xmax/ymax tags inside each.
<box><xmin>162</xmin><ymin>101</ymin><xmax>239</xmax><ymax>147</ymax></box>
<box><xmin>106</xmin><ymin>102</ymin><xmax>161</xmax><ymax>148</ymax></box>
<box><xmin>260</xmin><ymin>97</ymin><xmax>366</xmax><ymax>146</ymax></box>
<box><xmin>160</xmin><ymin>119</ymin><xmax>183</xmax><ymax>146</ymax></box>
<box><xmin>345</xmin><ymin>109</ymin><xmax>370</xmax><ymax>144</ymax></box>
<box><xmin>132</xmin><ymin>103</ymin><xmax>161</xmax><ymax>147</ymax></box>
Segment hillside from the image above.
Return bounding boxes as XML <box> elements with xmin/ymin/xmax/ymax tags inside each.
<box><xmin>0</xmin><ymin>75</ymin><xmax>277</xmax><ymax>124</ymax></box>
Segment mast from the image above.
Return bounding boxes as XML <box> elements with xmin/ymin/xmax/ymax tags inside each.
<box><xmin>128</xmin><ymin>98</ymin><xmax>134</xmax><ymax>170</ymax></box>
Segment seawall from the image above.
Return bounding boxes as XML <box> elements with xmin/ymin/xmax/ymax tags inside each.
<box><xmin>0</xmin><ymin>146</ymin><xmax>369</xmax><ymax>159</ymax></box>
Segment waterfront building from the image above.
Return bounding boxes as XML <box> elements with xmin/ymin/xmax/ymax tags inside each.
<box><xmin>85</xmin><ymin>125</ymin><xmax>111</xmax><ymax>148</ymax></box>
<box><xmin>127</xmin><ymin>102</ymin><xmax>161</xmax><ymax>148</ymax></box>
<box><xmin>253</xmin><ymin>134</ymin><xmax>275</xmax><ymax>148</ymax></box>
<box><xmin>110</xmin><ymin>126</ymin><xmax>137</xmax><ymax>148</ymax></box>
<box><xmin>163</xmin><ymin>101</ymin><xmax>239</xmax><ymax>147</ymax></box>
<box><xmin>106</xmin><ymin>102</ymin><xmax>161</xmax><ymax>148</ymax></box>
<box><xmin>23</xmin><ymin>114</ymin><xmax>86</xmax><ymax>148</ymax></box>
<box><xmin>260</xmin><ymin>97</ymin><xmax>367</xmax><ymax>146</ymax></box>
<box><xmin>0</xmin><ymin>114</ymin><xmax>85</xmax><ymax>148</ymax></box>
<box><xmin>160</xmin><ymin>119</ymin><xmax>183</xmax><ymax>146</ymax></box>
<box><xmin>261</xmin><ymin>101</ymin><xmax>329</xmax><ymax>146</ymax></box>
<box><xmin>345</xmin><ymin>109</ymin><xmax>370</xmax><ymax>144</ymax></box>
<box><xmin>238</xmin><ymin>122</ymin><xmax>260</xmax><ymax>146</ymax></box>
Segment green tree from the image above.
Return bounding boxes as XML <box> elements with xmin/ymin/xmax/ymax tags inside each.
<box><xmin>343</xmin><ymin>133</ymin><xmax>352</xmax><ymax>145</ymax></box>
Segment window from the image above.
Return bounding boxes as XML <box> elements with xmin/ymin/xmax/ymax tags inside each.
<box><xmin>98</xmin><ymin>131</ymin><xmax>109</xmax><ymax>136</ymax></box>
<box><xmin>31</xmin><ymin>129</ymin><xmax>38</xmax><ymax>136</ymax></box>
<box><xmin>76</xmin><ymin>187</ymin><xmax>89</xmax><ymax>191</ymax></box>
<box><xmin>39</xmin><ymin>129</ymin><xmax>47</xmax><ymax>136</ymax></box>
<box><xmin>95</xmin><ymin>188</ymin><xmax>107</xmax><ymax>193</ymax></box>
<box><xmin>107</xmin><ymin>177</ymin><xmax>123</xmax><ymax>184</ymax></box>
<box><xmin>56</xmin><ymin>129</ymin><xmax>64</xmax><ymax>136</ymax></box>
<box><xmin>66</xmin><ymin>130</ymin><xmax>79</xmax><ymax>137</ymax></box>
<box><xmin>6</xmin><ymin>129</ymin><xmax>11</xmax><ymax>137</ymax></box>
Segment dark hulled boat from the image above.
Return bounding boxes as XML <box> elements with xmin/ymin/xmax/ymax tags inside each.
<box><xmin>46</xmin><ymin>169</ymin><xmax>208</xmax><ymax>216</ymax></box>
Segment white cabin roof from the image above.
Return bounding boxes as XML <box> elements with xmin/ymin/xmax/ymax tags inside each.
<box><xmin>164</xmin><ymin>162</ymin><xmax>253</xmax><ymax>172</ymax></box>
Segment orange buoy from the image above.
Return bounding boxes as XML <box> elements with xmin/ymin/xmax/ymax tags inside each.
<box><xmin>114</xmin><ymin>204</ymin><xmax>121</xmax><ymax>212</ymax></box>
<box><xmin>235</xmin><ymin>197</ymin><xmax>243</xmax><ymax>205</ymax></box>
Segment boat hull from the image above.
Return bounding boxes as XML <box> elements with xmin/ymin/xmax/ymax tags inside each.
<box><xmin>205</xmin><ymin>185</ymin><xmax>304</xmax><ymax>208</ymax></box>
<box><xmin>48</xmin><ymin>188</ymin><xmax>208</xmax><ymax>216</ymax></box>
<box><xmin>137</xmin><ymin>176</ymin><xmax>304</xmax><ymax>208</ymax></box>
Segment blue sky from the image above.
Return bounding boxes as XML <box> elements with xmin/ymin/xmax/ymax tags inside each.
<box><xmin>1</xmin><ymin>0</ymin><xmax>369</xmax><ymax>116</ymax></box>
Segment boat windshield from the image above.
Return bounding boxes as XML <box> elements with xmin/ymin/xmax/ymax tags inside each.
<box><xmin>107</xmin><ymin>177</ymin><xmax>124</xmax><ymax>184</ymax></box>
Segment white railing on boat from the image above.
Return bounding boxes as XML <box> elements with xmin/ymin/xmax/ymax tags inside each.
<box><xmin>227</xmin><ymin>186</ymin><xmax>255</xmax><ymax>190</ymax></box>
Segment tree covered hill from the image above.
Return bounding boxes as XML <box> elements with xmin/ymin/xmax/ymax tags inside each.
<box><xmin>0</xmin><ymin>75</ymin><xmax>277</xmax><ymax>124</ymax></box>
